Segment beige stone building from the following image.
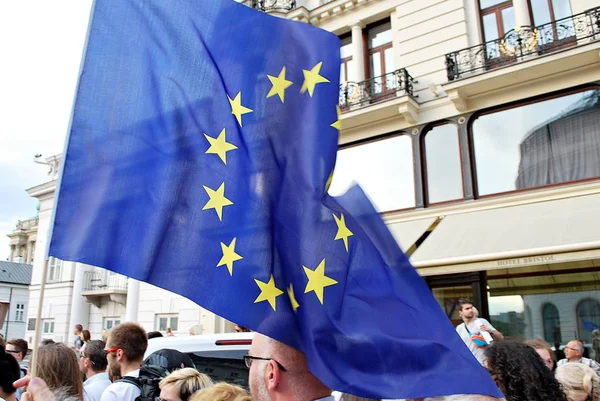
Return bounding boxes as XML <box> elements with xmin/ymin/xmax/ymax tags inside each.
<box><xmin>15</xmin><ymin>0</ymin><xmax>600</xmax><ymax>353</ymax></box>
<box><xmin>287</xmin><ymin>0</ymin><xmax>600</xmax><ymax>352</ymax></box>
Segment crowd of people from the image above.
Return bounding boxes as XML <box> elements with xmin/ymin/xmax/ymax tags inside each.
<box><xmin>0</xmin><ymin>309</ymin><xmax>599</xmax><ymax>401</ymax></box>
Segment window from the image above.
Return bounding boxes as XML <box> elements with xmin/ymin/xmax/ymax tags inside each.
<box><xmin>340</xmin><ymin>36</ymin><xmax>354</xmax><ymax>84</ymax></box>
<box><xmin>27</xmin><ymin>318</ymin><xmax>36</xmax><ymax>331</ymax></box>
<box><xmin>47</xmin><ymin>257</ymin><xmax>63</xmax><ymax>282</ymax></box>
<box><xmin>156</xmin><ymin>314</ymin><xmax>179</xmax><ymax>332</ymax></box>
<box><xmin>529</xmin><ymin>0</ymin><xmax>574</xmax><ymax>48</ymax></box>
<box><xmin>576</xmin><ymin>299</ymin><xmax>600</xmax><ymax>344</ymax></box>
<box><xmin>103</xmin><ymin>318</ymin><xmax>121</xmax><ymax>330</ymax></box>
<box><xmin>542</xmin><ymin>303</ymin><xmax>561</xmax><ymax>344</ymax></box>
<box><xmin>486</xmin><ymin>264</ymin><xmax>600</xmax><ymax>348</ymax></box>
<box><xmin>328</xmin><ymin>135</ymin><xmax>415</xmax><ymax>212</ymax></box>
<box><xmin>424</xmin><ymin>124</ymin><xmax>463</xmax><ymax>204</ymax></box>
<box><xmin>367</xmin><ymin>21</ymin><xmax>394</xmax><ymax>95</ymax></box>
<box><xmin>480</xmin><ymin>0</ymin><xmax>515</xmax><ymax>42</ymax></box>
<box><xmin>530</xmin><ymin>0</ymin><xmax>571</xmax><ymax>25</ymax></box>
<box><xmin>472</xmin><ymin>88</ymin><xmax>600</xmax><ymax>196</ymax></box>
<box><xmin>15</xmin><ymin>303</ymin><xmax>25</xmax><ymax>322</ymax></box>
<box><xmin>42</xmin><ymin>319</ymin><xmax>55</xmax><ymax>334</ymax></box>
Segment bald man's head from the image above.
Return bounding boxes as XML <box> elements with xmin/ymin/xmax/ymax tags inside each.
<box><xmin>248</xmin><ymin>333</ymin><xmax>331</xmax><ymax>401</ymax></box>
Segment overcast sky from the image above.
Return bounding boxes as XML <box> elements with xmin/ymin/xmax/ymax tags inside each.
<box><xmin>0</xmin><ymin>1</ymin><xmax>93</xmax><ymax>260</ymax></box>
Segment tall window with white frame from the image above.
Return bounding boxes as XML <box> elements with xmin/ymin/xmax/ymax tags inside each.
<box><xmin>103</xmin><ymin>317</ymin><xmax>121</xmax><ymax>331</ymax></box>
<box><xmin>47</xmin><ymin>257</ymin><xmax>63</xmax><ymax>282</ymax></box>
<box><xmin>42</xmin><ymin>319</ymin><xmax>55</xmax><ymax>335</ymax></box>
<box><xmin>156</xmin><ymin>314</ymin><xmax>179</xmax><ymax>332</ymax></box>
<box><xmin>15</xmin><ymin>303</ymin><xmax>25</xmax><ymax>322</ymax></box>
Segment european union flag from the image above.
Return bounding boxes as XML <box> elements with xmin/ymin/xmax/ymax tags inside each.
<box><xmin>49</xmin><ymin>0</ymin><xmax>502</xmax><ymax>398</ymax></box>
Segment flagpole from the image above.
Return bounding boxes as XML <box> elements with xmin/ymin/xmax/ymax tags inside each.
<box><xmin>29</xmin><ymin>258</ymin><xmax>49</xmax><ymax>378</ymax></box>
<box><xmin>28</xmin><ymin>0</ymin><xmax>99</xmax><ymax>380</ymax></box>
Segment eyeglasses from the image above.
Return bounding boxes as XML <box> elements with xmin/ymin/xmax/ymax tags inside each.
<box><xmin>564</xmin><ymin>346</ymin><xmax>582</xmax><ymax>352</ymax></box>
<box><xmin>6</xmin><ymin>349</ymin><xmax>20</xmax><ymax>354</ymax></box>
<box><xmin>243</xmin><ymin>354</ymin><xmax>287</xmax><ymax>371</ymax></box>
<box><xmin>104</xmin><ymin>347</ymin><xmax>120</xmax><ymax>355</ymax></box>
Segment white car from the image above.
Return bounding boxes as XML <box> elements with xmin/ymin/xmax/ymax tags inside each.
<box><xmin>145</xmin><ymin>332</ymin><xmax>403</xmax><ymax>401</ymax></box>
<box><xmin>145</xmin><ymin>332</ymin><xmax>253</xmax><ymax>388</ymax></box>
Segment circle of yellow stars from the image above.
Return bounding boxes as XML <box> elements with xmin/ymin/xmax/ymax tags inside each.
<box><xmin>202</xmin><ymin>60</ymin><xmax>346</xmax><ymax>314</ymax></box>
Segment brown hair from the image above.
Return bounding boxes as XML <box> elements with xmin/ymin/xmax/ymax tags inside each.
<box><xmin>7</xmin><ymin>338</ymin><xmax>28</xmax><ymax>359</ymax></box>
<box><xmin>35</xmin><ymin>343</ymin><xmax>84</xmax><ymax>400</ymax></box>
<box><xmin>189</xmin><ymin>382</ymin><xmax>251</xmax><ymax>401</ymax></box>
<box><xmin>457</xmin><ymin>298</ymin><xmax>473</xmax><ymax>311</ymax></box>
<box><xmin>81</xmin><ymin>330</ymin><xmax>91</xmax><ymax>342</ymax></box>
<box><xmin>108</xmin><ymin>322</ymin><xmax>148</xmax><ymax>362</ymax></box>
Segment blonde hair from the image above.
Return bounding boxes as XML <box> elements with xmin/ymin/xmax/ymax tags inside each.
<box><xmin>555</xmin><ymin>363</ymin><xmax>599</xmax><ymax>401</ymax></box>
<box><xmin>159</xmin><ymin>368</ymin><xmax>213</xmax><ymax>400</ymax></box>
<box><xmin>189</xmin><ymin>382</ymin><xmax>251</xmax><ymax>401</ymax></box>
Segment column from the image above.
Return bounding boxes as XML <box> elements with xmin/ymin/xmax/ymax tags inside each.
<box><xmin>69</xmin><ymin>263</ymin><xmax>90</xmax><ymax>340</ymax></box>
<box><xmin>350</xmin><ymin>22</ymin><xmax>365</xmax><ymax>83</ymax></box>
<box><xmin>125</xmin><ymin>278</ymin><xmax>140</xmax><ymax>322</ymax></box>
<box><xmin>26</xmin><ymin>241</ymin><xmax>33</xmax><ymax>264</ymax></box>
<box><xmin>9</xmin><ymin>245</ymin><xmax>14</xmax><ymax>262</ymax></box>
<box><xmin>513</xmin><ymin>0</ymin><xmax>531</xmax><ymax>27</ymax></box>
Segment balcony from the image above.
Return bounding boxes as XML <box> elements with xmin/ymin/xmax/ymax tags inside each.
<box><xmin>337</xmin><ymin>69</ymin><xmax>419</xmax><ymax>133</ymax></box>
<box><xmin>339</xmin><ymin>68</ymin><xmax>416</xmax><ymax>111</ymax></box>
<box><xmin>81</xmin><ymin>271</ymin><xmax>128</xmax><ymax>307</ymax></box>
<box><xmin>445</xmin><ymin>7</ymin><xmax>600</xmax><ymax>82</ymax></box>
<box><xmin>242</xmin><ymin>0</ymin><xmax>296</xmax><ymax>13</ymax></box>
<box><xmin>441</xmin><ymin>7</ymin><xmax>600</xmax><ymax>113</ymax></box>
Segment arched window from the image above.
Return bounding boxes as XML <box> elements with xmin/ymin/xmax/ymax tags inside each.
<box><xmin>525</xmin><ymin>305</ymin><xmax>533</xmax><ymax>339</ymax></box>
<box><xmin>576</xmin><ymin>299</ymin><xmax>600</xmax><ymax>344</ymax></box>
<box><xmin>423</xmin><ymin>123</ymin><xmax>463</xmax><ymax>204</ymax></box>
<box><xmin>542</xmin><ymin>303</ymin><xmax>561</xmax><ymax>345</ymax></box>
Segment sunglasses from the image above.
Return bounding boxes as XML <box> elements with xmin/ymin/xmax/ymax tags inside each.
<box><xmin>104</xmin><ymin>347</ymin><xmax>120</xmax><ymax>355</ymax></box>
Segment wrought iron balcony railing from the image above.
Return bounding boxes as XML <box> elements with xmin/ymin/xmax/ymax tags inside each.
<box><xmin>445</xmin><ymin>6</ymin><xmax>600</xmax><ymax>81</ymax></box>
<box><xmin>339</xmin><ymin>68</ymin><xmax>416</xmax><ymax>110</ymax></box>
<box><xmin>250</xmin><ymin>0</ymin><xmax>295</xmax><ymax>12</ymax></box>
<box><xmin>82</xmin><ymin>271</ymin><xmax>127</xmax><ymax>292</ymax></box>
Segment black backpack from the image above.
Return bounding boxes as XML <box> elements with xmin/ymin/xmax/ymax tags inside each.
<box><xmin>116</xmin><ymin>365</ymin><xmax>169</xmax><ymax>401</ymax></box>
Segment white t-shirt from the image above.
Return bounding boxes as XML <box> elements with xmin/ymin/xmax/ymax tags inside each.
<box><xmin>456</xmin><ymin>318</ymin><xmax>496</xmax><ymax>365</ymax></box>
<box><xmin>100</xmin><ymin>369</ymin><xmax>140</xmax><ymax>401</ymax></box>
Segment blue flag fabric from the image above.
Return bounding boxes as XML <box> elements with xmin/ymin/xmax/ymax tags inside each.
<box><xmin>49</xmin><ymin>0</ymin><xmax>502</xmax><ymax>398</ymax></box>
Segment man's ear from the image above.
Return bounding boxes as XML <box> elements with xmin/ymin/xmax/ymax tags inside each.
<box><xmin>265</xmin><ymin>360</ymin><xmax>283</xmax><ymax>391</ymax></box>
<box><xmin>116</xmin><ymin>349</ymin><xmax>125</xmax><ymax>362</ymax></box>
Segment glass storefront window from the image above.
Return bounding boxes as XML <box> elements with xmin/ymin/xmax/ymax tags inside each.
<box><xmin>472</xmin><ymin>89</ymin><xmax>600</xmax><ymax>196</ymax></box>
<box><xmin>487</xmin><ymin>265</ymin><xmax>600</xmax><ymax>356</ymax></box>
<box><xmin>424</xmin><ymin>124</ymin><xmax>463</xmax><ymax>204</ymax></box>
<box><xmin>328</xmin><ymin>135</ymin><xmax>415</xmax><ymax>212</ymax></box>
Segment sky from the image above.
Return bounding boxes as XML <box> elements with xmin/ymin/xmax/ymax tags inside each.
<box><xmin>0</xmin><ymin>1</ymin><xmax>93</xmax><ymax>260</ymax></box>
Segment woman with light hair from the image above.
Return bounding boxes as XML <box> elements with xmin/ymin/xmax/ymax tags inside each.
<box><xmin>189</xmin><ymin>382</ymin><xmax>251</xmax><ymax>401</ymax></box>
<box><xmin>158</xmin><ymin>368</ymin><xmax>213</xmax><ymax>401</ymax></box>
<box><xmin>555</xmin><ymin>362</ymin><xmax>600</xmax><ymax>401</ymax></box>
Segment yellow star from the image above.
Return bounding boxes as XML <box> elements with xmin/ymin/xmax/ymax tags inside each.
<box><xmin>204</xmin><ymin>128</ymin><xmax>238</xmax><ymax>165</ymax></box>
<box><xmin>287</xmin><ymin>284</ymin><xmax>300</xmax><ymax>312</ymax></box>
<box><xmin>333</xmin><ymin>213</ymin><xmax>353</xmax><ymax>252</ymax></box>
<box><xmin>228</xmin><ymin>92</ymin><xmax>253</xmax><ymax>127</ymax></box>
<box><xmin>266</xmin><ymin>67</ymin><xmax>293</xmax><ymax>103</ymax></box>
<box><xmin>330</xmin><ymin>106</ymin><xmax>342</xmax><ymax>130</ymax></box>
<box><xmin>202</xmin><ymin>182</ymin><xmax>233</xmax><ymax>221</ymax></box>
<box><xmin>217</xmin><ymin>238</ymin><xmax>243</xmax><ymax>276</ymax></box>
<box><xmin>254</xmin><ymin>275</ymin><xmax>284</xmax><ymax>311</ymax></box>
<box><xmin>300</xmin><ymin>62</ymin><xmax>330</xmax><ymax>97</ymax></box>
<box><xmin>303</xmin><ymin>258</ymin><xmax>338</xmax><ymax>304</ymax></box>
